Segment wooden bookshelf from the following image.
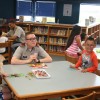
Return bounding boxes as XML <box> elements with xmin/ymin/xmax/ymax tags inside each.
<box><xmin>2</xmin><ymin>22</ymin><xmax>100</xmax><ymax>56</ymax></box>
<box><xmin>87</xmin><ymin>24</ymin><xmax>100</xmax><ymax>40</ymax></box>
<box><xmin>48</xmin><ymin>25</ymin><xmax>69</xmax><ymax>55</ymax></box>
<box><xmin>16</xmin><ymin>22</ymin><xmax>30</xmax><ymax>32</ymax></box>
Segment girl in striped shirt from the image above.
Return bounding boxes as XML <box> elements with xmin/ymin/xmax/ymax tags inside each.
<box><xmin>65</xmin><ymin>25</ymin><xmax>83</xmax><ymax>58</ymax></box>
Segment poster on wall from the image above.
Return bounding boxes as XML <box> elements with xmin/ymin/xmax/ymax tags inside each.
<box><xmin>63</xmin><ymin>4</ymin><xmax>72</xmax><ymax>16</ymax></box>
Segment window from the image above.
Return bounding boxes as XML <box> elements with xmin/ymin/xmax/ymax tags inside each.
<box><xmin>35</xmin><ymin>1</ymin><xmax>56</xmax><ymax>23</ymax></box>
<box><xmin>16</xmin><ymin>0</ymin><xmax>56</xmax><ymax>22</ymax></box>
<box><xmin>35</xmin><ymin>1</ymin><xmax>55</xmax><ymax>17</ymax></box>
<box><xmin>79</xmin><ymin>3</ymin><xmax>100</xmax><ymax>24</ymax></box>
<box><xmin>16</xmin><ymin>0</ymin><xmax>33</xmax><ymax>21</ymax></box>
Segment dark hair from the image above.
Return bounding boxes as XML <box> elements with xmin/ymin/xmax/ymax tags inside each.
<box><xmin>8</xmin><ymin>20</ymin><xmax>16</xmax><ymax>24</ymax></box>
<box><xmin>66</xmin><ymin>25</ymin><xmax>81</xmax><ymax>49</ymax></box>
<box><xmin>85</xmin><ymin>36</ymin><xmax>96</xmax><ymax>44</ymax></box>
<box><xmin>0</xmin><ymin>30</ymin><xmax>2</xmax><ymax>36</ymax></box>
<box><xmin>81</xmin><ymin>33</ymin><xmax>86</xmax><ymax>41</ymax></box>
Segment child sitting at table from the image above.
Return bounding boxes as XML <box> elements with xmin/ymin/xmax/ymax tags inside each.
<box><xmin>0</xmin><ymin>55</ymin><xmax>12</xmax><ymax>100</ymax></box>
<box><xmin>70</xmin><ymin>37</ymin><xmax>98</xmax><ymax>73</ymax></box>
<box><xmin>0</xmin><ymin>30</ymin><xmax>8</xmax><ymax>54</ymax></box>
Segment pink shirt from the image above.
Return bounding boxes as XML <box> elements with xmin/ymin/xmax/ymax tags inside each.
<box><xmin>66</xmin><ymin>35</ymin><xmax>80</xmax><ymax>57</ymax></box>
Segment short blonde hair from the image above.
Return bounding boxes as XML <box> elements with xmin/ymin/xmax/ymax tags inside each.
<box><xmin>25</xmin><ymin>31</ymin><xmax>36</xmax><ymax>39</ymax></box>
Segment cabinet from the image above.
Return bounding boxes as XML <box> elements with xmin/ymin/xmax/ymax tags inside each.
<box><xmin>2</xmin><ymin>22</ymin><xmax>100</xmax><ymax>56</ymax></box>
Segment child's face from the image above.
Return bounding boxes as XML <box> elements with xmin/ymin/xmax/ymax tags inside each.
<box><xmin>85</xmin><ymin>40</ymin><xmax>96</xmax><ymax>52</ymax></box>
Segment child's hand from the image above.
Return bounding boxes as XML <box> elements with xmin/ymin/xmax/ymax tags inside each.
<box><xmin>70</xmin><ymin>65</ymin><xmax>76</xmax><ymax>69</ymax></box>
<box><xmin>28</xmin><ymin>55</ymin><xmax>37</xmax><ymax>63</ymax></box>
<box><xmin>3</xmin><ymin>72</ymin><xmax>8</xmax><ymax>77</ymax></box>
<box><xmin>81</xmin><ymin>69</ymin><xmax>88</xmax><ymax>73</ymax></box>
<box><xmin>1</xmin><ymin>70</ymin><xmax>8</xmax><ymax>77</ymax></box>
<box><xmin>78</xmin><ymin>67</ymin><xmax>83</xmax><ymax>70</ymax></box>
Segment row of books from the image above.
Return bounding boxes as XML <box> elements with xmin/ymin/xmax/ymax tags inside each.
<box><xmin>32</xmin><ymin>27</ymin><xmax>48</xmax><ymax>34</ymax></box>
<box><xmin>22</xmin><ymin>27</ymin><xmax>29</xmax><ymax>32</ymax></box>
<box><xmin>40</xmin><ymin>44</ymin><xmax>66</xmax><ymax>52</ymax></box>
<box><xmin>36</xmin><ymin>36</ymin><xmax>68</xmax><ymax>45</ymax></box>
<box><xmin>22</xmin><ymin>26</ymin><xmax>72</xmax><ymax>37</ymax></box>
<box><xmin>40</xmin><ymin>44</ymin><xmax>48</xmax><ymax>50</ymax></box>
<box><xmin>49</xmin><ymin>38</ymin><xmax>67</xmax><ymax>45</ymax></box>
<box><xmin>50</xmin><ymin>29</ymin><xmax>67</xmax><ymax>36</ymax></box>
<box><xmin>37</xmin><ymin>36</ymin><xmax>47</xmax><ymax>43</ymax></box>
<box><xmin>49</xmin><ymin>45</ymin><xmax>66</xmax><ymax>52</ymax></box>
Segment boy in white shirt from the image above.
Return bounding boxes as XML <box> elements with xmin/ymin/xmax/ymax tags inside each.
<box><xmin>0</xmin><ymin>30</ymin><xmax>8</xmax><ymax>53</ymax></box>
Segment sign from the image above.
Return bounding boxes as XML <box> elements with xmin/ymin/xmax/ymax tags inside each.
<box><xmin>63</xmin><ymin>4</ymin><xmax>72</xmax><ymax>16</ymax></box>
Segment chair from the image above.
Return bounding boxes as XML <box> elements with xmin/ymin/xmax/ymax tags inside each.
<box><xmin>94</xmin><ymin>69</ymin><xmax>100</xmax><ymax>76</ymax></box>
<box><xmin>95</xmin><ymin>92</ymin><xmax>100</xmax><ymax>99</ymax></box>
<box><xmin>62</xmin><ymin>91</ymin><xmax>96</xmax><ymax>100</ymax></box>
<box><xmin>65</xmin><ymin>53</ymin><xmax>79</xmax><ymax>64</ymax></box>
<box><xmin>0</xmin><ymin>40</ymin><xmax>12</xmax><ymax>64</ymax></box>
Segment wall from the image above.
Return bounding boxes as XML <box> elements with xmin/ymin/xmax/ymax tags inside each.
<box><xmin>0</xmin><ymin>0</ymin><xmax>16</xmax><ymax>19</ymax></box>
<box><xmin>0</xmin><ymin>0</ymin><xmax>100</xmax><ymax>24</ymax></box>
<box><xmin>55</xmin><ymin>0</ymin><xmax>100</xmax><ymax>24</ymax></box>
<box><xmin>56</xmin><ymin>1</ymin><xmax>80</xmax><ymax>24</ymax></box>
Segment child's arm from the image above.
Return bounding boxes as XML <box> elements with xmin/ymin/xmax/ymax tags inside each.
<box><xmin>85</xmin><ymin>54</ymin><xmax>98</xmax><ymax>73</ymax></box>
<box><xmin>0</xmin><ymin>55</ymin><xmax>8</xmax><ymax>76</ymax></box>
<box><xmin>70</xmin><ymin>65</ymin><xmax>76</xmax><ymax>69</ymax></box>
<box><xmin>0</xmin><ymin>62</ymin><xmax>8</xmax><ymax>77</ymax></box>
<box><xmin>70</xmin><ymin>56</ymin><xmax>82</xmax><ymax>70</ymax></box>
<box><xmin>81</xmin><ymin>69</ymin><xmax>88</xmax><ymax>73</ymax></box>
<box><xmin>75</xmin><ymin>56</ymin><xmax>82</xmax><ymax>68</ymax></box>
<box><xmin>70</xmin><ymin>65</ymin><xmax>83</xmax><ymax>71</ymax></box>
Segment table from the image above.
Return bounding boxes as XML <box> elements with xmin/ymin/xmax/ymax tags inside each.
<box><xmin>94</xmin><ymin>48</ymin><xmax>100</xmax><ymax>63</ymax></box>
<box><xmin>3</xmin><ymin>61</ymin><xmax>100</xmax><ymax>100</ymax></box>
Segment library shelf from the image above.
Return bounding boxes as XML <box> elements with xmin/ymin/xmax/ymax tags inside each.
<box><xmin>2</xmin><ymin>22</ymin><xmax>100</xmax><ymax>56</ymax></box>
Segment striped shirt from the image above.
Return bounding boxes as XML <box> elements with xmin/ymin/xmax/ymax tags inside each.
<box><xmin>66</xmin><ymin>35</ymin><xmax>80</xmax><ymax>57</ymax></box>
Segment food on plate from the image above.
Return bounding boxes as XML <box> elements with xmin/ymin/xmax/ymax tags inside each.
<box><xmin>34</xmin><ymin>70</ymin><xmax>48</xmax><ymax>77</ymax></box>
<box><xmin>32</xmin><ymin>69</ymin><xmax>50</xmax><ymax>78</ymax></box>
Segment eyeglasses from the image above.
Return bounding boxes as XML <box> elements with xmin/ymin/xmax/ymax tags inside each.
<box><xmin>26</xmin><ymin>38</ymin><xmax>36</xmax><ymax>41</ymax></box>
<box><xmin>86</xmin><ymin>44</ymin><xmax>94</xmax><ymax>47</ymax></box>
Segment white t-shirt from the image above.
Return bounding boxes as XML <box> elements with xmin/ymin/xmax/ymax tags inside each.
<box><xmin>0</xmin><ymin>36</ymin><xmax>8</xmax><ymax>53</ymax></box>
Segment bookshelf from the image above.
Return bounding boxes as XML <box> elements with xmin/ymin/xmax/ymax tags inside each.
<box><xmin>87</xmin><ymin>24</ymin><xmax>100</xmax><ymax>40</ymax></box>
<box><xmin>30</xmin><ymin>23</ymin><xmax>49</xmax><ymax>51</ymax></box>
<box><xmin>2</xmin><ymin>22</ymin><xmax>100</xmax><ymax>56</ymax></box>
<box><xmin>48</xmin><ymin>24</ymin><xmax>70</xmax><ymax>55</ymax></box>
<box><xmin>16</xmin><ymin>22</ymin><xmax>30</xmax><ymax>32</ymax></box>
